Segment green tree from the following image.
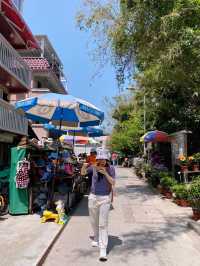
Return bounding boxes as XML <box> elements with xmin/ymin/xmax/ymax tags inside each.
<box><xmin>77</xmin><ymin>0</ymin><xmax>200</xmax><ymax>151</ymax></box>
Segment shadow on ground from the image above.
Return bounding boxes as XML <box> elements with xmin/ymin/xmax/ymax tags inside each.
<box><xmin>0</xmin><ymin>217</ymin><xmax>8</xmax><ymax>221</ymax></box>
<box><xmin>70</xmin><ymin>215</ymin><xmax>191</xmax><ymax>263</ymax></box>
<box><xmin>117</xmin><ymin>215</ymin><xmax>191</xmax><ymax>263</ymax></box>
<box><xmin>107</xmin><ymin>235</ymin><xmax>123</xmax><ymax>254</ymax></box>
<box><xmin>72</xmin><ymin>196</ymin><xmax>89</xmax><ymax>217</ymax></box>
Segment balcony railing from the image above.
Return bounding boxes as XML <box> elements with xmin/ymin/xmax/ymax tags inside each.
<box><xmin>0</xmin><ymin>33</ymin><xmax>31</xmax><ymax>91</ymax></box>
<box><xmin>0</xmin><ymin>98</ymin><xmax>28</xmax><ymax>135</ymax></box>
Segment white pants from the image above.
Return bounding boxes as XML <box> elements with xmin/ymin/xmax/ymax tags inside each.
<box><xmin>88</xmin><ymin>193</ymin><xmax>111</xmax><ymax>249</ymax></box>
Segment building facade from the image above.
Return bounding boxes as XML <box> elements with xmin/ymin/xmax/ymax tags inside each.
<box><xmin>11</xmin><ymin>35</ymin><xmax>68</xmax><ymax>140</ymax></box>
<box><xmin>12</xmin><ymin>0</ymin><xmax>24</xmax><ymax>12</ymax></box>
<box><xmin>0</xmin><ymin>0</ymin><xmax>38</xmax><ymax>167</ymax></box>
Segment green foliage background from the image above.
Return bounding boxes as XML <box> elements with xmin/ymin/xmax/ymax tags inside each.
<box><xmin>77</xmin><ymin>0</ymin><xmax>200</xmax><ymax>155</ymax></box>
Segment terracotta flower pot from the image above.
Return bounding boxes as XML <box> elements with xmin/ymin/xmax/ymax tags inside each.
<box><xmin>180</xmin><ymin>199</ymin><xmax>190</xmax><ymax>207</ymax></box>
<box><xmin>192</xmin><ymin>209</ymin><xmax>200</xmax><ymax>221</ymax></box>
<box><xmin>163</xmin><ymin>190</ymin><xmax>172</xmax><ymax>199</ymax></box>
<box><xmin>193</xmin><ymin>164</ymin><xmax>199</xmax><ymax>171</ymax></box>
<box><xmin>175</xmin><ymin>199</ymin><xmax>181</xmax><ymax>206</ymax></box>
<box><xmin>181</xmin><ymin>165</ymin><xmax>188</xmax><ymax>172</ymax></box>
<box><xmin>175</xmin><ymin>199</ymin><xmax>190</xmax><ymax>207</ymax></box>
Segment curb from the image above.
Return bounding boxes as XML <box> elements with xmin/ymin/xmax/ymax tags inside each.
<box><xmin>36</xmin><ymin>216</ymin><xmax>71</xmax><ymax>266</ymax></box>
<box><xmin>188</xmin><ymin>220</ymin><xmax>200</xmax><ymax>236</ymax></box>
<box><xmin>35</xmin><ymin>196</ymin><xmax>84</xmax><ymax>266</ymax></box>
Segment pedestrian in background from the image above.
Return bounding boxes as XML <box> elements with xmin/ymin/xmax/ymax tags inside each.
<box><xmin>81</xmin><ymin>150</ymin><xmax>116</xmax><ymax>261</ymax></box>
<box><xmin>111</xmin><ymin>152</ymin><xmax>118</xmax><ymax>166</ymax></box>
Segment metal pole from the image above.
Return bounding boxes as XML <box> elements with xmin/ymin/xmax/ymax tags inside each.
<box><xmin>143</xmin><ymin>94</ymin><xmax>146</xmax><ymax>133</ymax></box>
<box><xmin>143</xmin><ymin>94</ymin><xmax>146</xmax><ymax>154</ymax></box>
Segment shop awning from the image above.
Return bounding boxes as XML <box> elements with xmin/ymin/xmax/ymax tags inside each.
<box><xmin>0</xmin><ymin>0</ymin><xmax>39</xmax><ymax>50</ymax></box>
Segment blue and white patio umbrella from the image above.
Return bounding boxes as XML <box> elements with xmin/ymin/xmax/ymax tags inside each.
<box><xmin>15</xmin><ymin>93</ymin><xmax>104</xmax><ymax>127</ymax></box>
<box><xmin>43</xmin><ymin>124</ymin><xmax>104</xmax><ymax>137</ymax></box>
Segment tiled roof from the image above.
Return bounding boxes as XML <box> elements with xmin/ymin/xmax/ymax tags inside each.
<box><xmin>23</xmin><ymin>57</ymin><xmax>50</xmax><ymax>70</ymax></box>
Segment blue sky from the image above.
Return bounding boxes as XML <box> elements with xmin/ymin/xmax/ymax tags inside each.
<box><xmin>23</xmin><ymin>0</ymin><xmax>118</xmax><ymax>112</ymax></box>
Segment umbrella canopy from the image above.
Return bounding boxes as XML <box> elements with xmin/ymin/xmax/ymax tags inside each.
<box><xmin>140</xmin><ymin>130</ymin><xmax>170</xmax><ymax>143</ymax></box>
<box><xmin>43</xmin><ymin>124</ymin><xmax>104</xmax><ymax>137</ymax></box>
<box><xmin>60</xmin><ymin>135</ymin><xmax>88</xmax><ymax>145</ymax></box>
<box><xmin>65</xmin><ymin>126</ymin><xmax>104</xmax><ymax>137</ymax></box>
<box><xmin>60</xmin><ymin>135</ymin><xmax>99</xmax><ymax>145</ymax></box>
<box><xmin>15</xmin><ymin>93</ymin><xmax>104</xmax><ymax>127</ymax></box>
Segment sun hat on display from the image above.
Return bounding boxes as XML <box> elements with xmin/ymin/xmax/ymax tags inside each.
<box><xmin>96</xmin><ymin>149</ymin><xmax>110</xmax><ymax>160</ymax></box>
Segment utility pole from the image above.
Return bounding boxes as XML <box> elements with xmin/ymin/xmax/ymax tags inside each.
<box><xmin>143</xmin><ymin>94</ymin><xmax>146</xmax><ymax>133</ymax></box>
<box><xmin>143</xmin><ymin>94</ymin><xmax>146</xmax><ymax>155</ymax></box>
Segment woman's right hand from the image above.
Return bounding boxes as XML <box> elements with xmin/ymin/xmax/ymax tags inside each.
<box><xmin>81</xmin><ymin>163</ymin><xmax>89</xmax><ymax>176</ymax></box>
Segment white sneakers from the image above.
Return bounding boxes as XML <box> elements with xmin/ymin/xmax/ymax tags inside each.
<box><xmin>90</xmin><ymin>237</ymin><xmax>108</xmax><ymax>261</ymax></box>
<box><xmin>91</xmin><ymin>240</ymin><xmax>99</xmax><ymax>247</ymax></box>
<box><xmin>99</xmin><ymin>248</ymin><xmax>107</xmax><ymax>261</ymax></box>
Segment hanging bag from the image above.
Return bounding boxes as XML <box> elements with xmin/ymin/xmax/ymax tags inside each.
<box><xmin>15</xmin><ymin>159</ymin><xmax>30</xmax><ymax>189</ymax></box>
<box><xmin>64</xmin><ymin>163</ymin><xmax>74</xmax><ymax>175</ymax></box>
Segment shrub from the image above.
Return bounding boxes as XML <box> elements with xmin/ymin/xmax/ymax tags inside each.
<box><xmin>148</xmin><ymin>169</ymin><xmax>170</xmax><ymax>188</ymax></box>
<box><xmin>193</xmin><ymin>153</ymin><xmax>200</xmax><ymax>163</ymax></box>
<box><xmin>188</xmin><ymin>181</ymin><xmax>200</xmax><ymax>210</ymax></box>
<box><xmin>172</xmin><ymin>184</ymin><xmax>189</xmax><ymax>200</ymax></box>
<box><xmin>142</xmin><ymin>163</ymin><xmax>152</xmax><ymax>178</ymax></box>
<box><xmin>160</xmin><ymin>176</ymin><xmax>177</xmax><ymax>191</ymax></box>
<box><xmin>148</xmin><ymin>169</ymin><xmax>160</xmax><ymax>187</ymax></box>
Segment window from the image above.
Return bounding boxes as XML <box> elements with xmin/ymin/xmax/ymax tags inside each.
<box><xmin>37</xmin><ymin>81</ymin><xmax>42</xmax><ymax>88</ymax></box>
<box><xmin>3</xmin><ymin>92</ymin><xmax>8</xmax><ymax>102</ymax></box>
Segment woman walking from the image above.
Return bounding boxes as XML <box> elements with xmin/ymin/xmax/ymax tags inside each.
<box><xmin>81</xmin><ymin>149</ymin><xmax>116</xmax><ymax>261</ymax></box>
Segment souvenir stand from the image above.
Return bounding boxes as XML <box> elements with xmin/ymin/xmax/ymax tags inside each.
<box><xmin>9</xmin><ymin>137</ymin><xmax>86</xmax><ymax>216</ymax></box>
<box><xmin>9</xmin><ymin>137</ymin><xmax>56</xmax><ymax>215</ymax></box>
<box><xmin>53</xmin><ymin>144</ymin><xmax>87</xmax><ymax>213</ymax></box>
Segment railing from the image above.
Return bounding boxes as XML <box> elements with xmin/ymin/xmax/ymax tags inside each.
<box><xmin>0</xmin><ymin>98</ymin><xmax>28</xmax><ymax>135</ymax></box>
<box><xmin>0</xmin><ymin>33</ymin><xmax>30</xmax><ymax>90</ymax></box>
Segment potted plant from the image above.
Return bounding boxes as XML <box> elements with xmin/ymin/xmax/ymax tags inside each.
<box><xmin>160</xmin><ymin>175</ymin><xmax>177</xmax><ymax>199</ymax></box>
<box><xmin>172</xmin><ymin>184</ymin><xmax>190</xmax><ymax>207</ymax></box>
<box><xmin>192</xmin><ymin>153</ymin><xmax>200</xmax><ymax>171</ymax></box>
<box><xmin>178</xmin><ymin>155</ymin><xmax>189</xmax><ymax>172</ymax></box>
<box><xmin>142</xmin><ymin>163</ymin><xmax>152</xmax><ymax>179</ymax></box>
<box><xmin>188</xmin><ymin>156</ymin><xmax>195</xmax><ymax>171</ymax></box>
<box><xmin>188</xmin><ymin>180</ymin><xmax>200</xmax><ymax>220</ymax></box>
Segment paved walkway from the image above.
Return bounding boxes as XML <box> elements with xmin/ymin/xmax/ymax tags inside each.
<box><xmin>0</xmin><ymin>214</ymin><xmax>62</xmax><ymax>266</ymax></box>
<box><xmin>43</xmin><ymin>168</ymin><xmax>200</xmax><ymax>266</ymax></box>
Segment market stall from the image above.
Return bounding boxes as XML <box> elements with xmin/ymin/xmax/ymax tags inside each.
<box><xmin>140</xmin><ymin>130</ymin><xmax>172</xmax><ymax>171</ymax></box>
<box><xmin>9</xmin><ymin>137</ymin><xmax>85</xmax><ymax>216</ymax></box>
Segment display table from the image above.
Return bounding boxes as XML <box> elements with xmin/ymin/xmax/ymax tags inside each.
<box><xmin>180</xmin><ymin>170</ymin><xmax>200</xmax><ymax>183</ymax></box>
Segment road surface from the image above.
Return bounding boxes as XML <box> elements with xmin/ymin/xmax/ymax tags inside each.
<box><xmin>43</xmin><ymin>167</ymin><xmax>200</xmax><ymax>266</ymax></box>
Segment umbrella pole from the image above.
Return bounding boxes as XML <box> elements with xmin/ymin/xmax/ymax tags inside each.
<box><xmin>51</xmin><ymin>108</ymin><xmax>63</xmax><ymax>204</ymax></box>
<box><xmin>73</xmin><ymin>130</ymin><xmax>75</xmax><ymax>148</ymax></box>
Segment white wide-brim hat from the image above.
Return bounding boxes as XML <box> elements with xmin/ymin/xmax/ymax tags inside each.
<box><xmin>96</xmin><ymin>149</ymin><xmax>110</xmax><ymax>160</ymax></box>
